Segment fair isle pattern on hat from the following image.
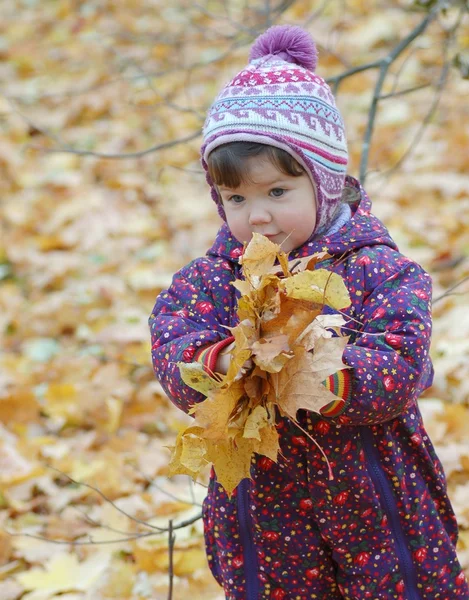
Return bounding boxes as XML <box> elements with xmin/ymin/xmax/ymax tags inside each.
<box><xmin>201</xmin><ymin>26</ymin><xmax>348</xmax><ymax>234</ymax></box>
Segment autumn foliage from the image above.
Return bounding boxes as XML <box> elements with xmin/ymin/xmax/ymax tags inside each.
<box><xmin>170</xmin><ymin>235</ymin><xmax>351</xmax><ymax>494</ymax></box>
<box><xmin>1</xmin><ymin>0</ymin><xmax>469</xmax><ymax>598</ymax></box>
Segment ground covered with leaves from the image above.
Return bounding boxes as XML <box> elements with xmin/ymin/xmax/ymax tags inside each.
<box><xmin>0</xmin><ymin>0</ymin><xmax>468</xmax><ymax>598</ymax></box>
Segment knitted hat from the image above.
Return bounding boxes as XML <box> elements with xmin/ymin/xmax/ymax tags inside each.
<box><xmin>201</xmin><ymin>25</ymin><xmax>348</xmax><ymax>235</ymax></box>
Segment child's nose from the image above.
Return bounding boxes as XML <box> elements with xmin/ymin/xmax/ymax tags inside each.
<box><xmin>249</xmin><ymin>206</ymin><xmax>272</xmax><ymax>225</ymax></box>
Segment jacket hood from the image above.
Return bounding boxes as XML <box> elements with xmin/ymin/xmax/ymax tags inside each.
<box><xmin>206</xmin><ymin>176</ymin><xmax>398</xmax><ymax>263</ymax></box>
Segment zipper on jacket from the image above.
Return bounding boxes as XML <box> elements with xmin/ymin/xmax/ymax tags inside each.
<box><xmin>237</xmin><ymin>478</ymin><xmax>259</xmax><ymax>600</ymax></box>
<box><xmin>360</xmin><ymin>427</ymin><xmax>422</xmax><ymax>600</ymax></box>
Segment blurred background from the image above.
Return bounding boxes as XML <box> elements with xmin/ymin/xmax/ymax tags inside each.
<box><xmin>0</xmin><ymin>0</ymin><xmax>468</xmax><ymax>598</ymax></box>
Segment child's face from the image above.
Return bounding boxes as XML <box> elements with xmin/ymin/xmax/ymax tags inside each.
<box><xmin>218</xmin><ymin>156</ymin><xmax>317</xmax><ymax>254</ymax></box>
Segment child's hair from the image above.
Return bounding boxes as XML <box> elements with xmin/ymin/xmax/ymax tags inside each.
<box><xmin>207</xmin><ymin>141</ymin><xmax>360</xmax><ymax>205</ymax></box>
<box><xmin>207</xmin><ymin>142</ymin><xmax>304</xmax><ymax>189</ymax></box>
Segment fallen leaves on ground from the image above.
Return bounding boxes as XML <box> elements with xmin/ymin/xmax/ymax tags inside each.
<box><xmin>0</xmin><ymin>0</ymin><xmax>468</xmax><ymax>596</ymax></box>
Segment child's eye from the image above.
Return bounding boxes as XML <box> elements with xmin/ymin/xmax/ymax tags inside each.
<box><xmin>269</xmin><ymin>188</ymin><xmax>285</xmax><ymax>198</ymax></box>
<box><xmin>228</xmin><ymin>194</ymin><xmax>245</xmax><ymax>204</ymax></box>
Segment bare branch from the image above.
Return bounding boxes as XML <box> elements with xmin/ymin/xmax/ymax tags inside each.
<box><xmin>71</xmin><ymin>505</ymin><xmax>136</xmax><ymax>535</ymax></box>
<box><xmin>4</xmin><ymin>511</ymin><xmax>203</xmax><ymax>546</ymax></box>
<box><xmin>389</xmin><ymin>44</ymin><xmax>422</xmax><ymax>96</ymax></box>
<box><xmin>168</xmin><ymin>520</ymin><xmax>176</xmax><ymax>600</ymax></box>
<box><xmin>264</xmin><ymin>0</ymin><xmax>273</xmax><ymax>27</ymax></box>
<box><xmin>433</xmin><ymin>275</ymin><xmax>469</xmax><ymax>304</ymax></box>
<box><xmin>327</xmin><ymin>59</ymin><xmax>382</xmax><ymax>95</ymax></box>
<box><xmin>46</xmin><ymin>465</ymin><xmax>167</xmax><ymax>532</ymax></box>
<box><xmin>383</xmin><ymin>60</ymin><xmax>450</xmax><ymax>176</ymax></box>
<box><xmin>29</xmin><ymin>130</ymin><xmax>202</xmax><ymax>159</ymax></box>
<box><xmin>303</xmin><ymin>0</ymin><xmax>331</xmax><ymax>27</ymax></box>
<box><xmin>132</xmin><ymin>466</ymin><xmax>203</xmax><ymax>507</ymax></box>
<box><xmin>384</xmin><ymin>2</ymin><xmax>464</xmax><ymax>175</ymax></box>
<box><xmin>192</xmin><ymin>3</ymin><xmax>259</xmax><ymax>36</ymax></box>
<box><xmin>378</xmin><ymin>82</ymin><xmax>432</xmax><ymax>100</ymax></box>
<box><xmin>359</xmin><ymin>7</ymin><xmax>439</xmax><ymax>182</ymax></box>
<box><xmin>4</xmin><ymin>529</ymin><xmax>157</xmax><ymax>545</ymax></box>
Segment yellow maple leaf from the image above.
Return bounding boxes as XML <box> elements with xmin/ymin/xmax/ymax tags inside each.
<box><xmin>236</xmin><ymin>294</ymin><xmax>258</xmax><ymax>323</ymax></box>
<box><xmin>289</xmin><ymin>251</ymin><xmax>331</xmax><ymax>273</ymax></box>
<box><xmin>180</xmin><ymin>429</ymin><xmax>208</xmax><ymax>473</ymax></box>
<box><xmin>205</xmin><ymin>435</ymin><xmax>257</xmax><ymax>497</ymax></box>
<box><xmin>178</xmin><ymin>361</ymin><xmax>222</xmax><ymax>394</ymax></box>
<box><xmin>277</xmin><ymin>249</ymin><xmax>290</xmax><ymax>277</ymax></box>
<box><xmin>267</xmin><ymin>251</ymin><xmax>330</xmax><ymax>276</ymax></box>
<box><xmin>256</xmin><ymin>421</ymin><xmax>281</xmax><ymax>462</ymax></box>
<box><xmin>243</xmin><ymin>405</ymin><xmax>269</xmax><ymax>440</ymax></box>
<box><xmin>307</xmin><ymin>335</ymin><xmax>350</xmax><ymax>381</ymax></box>
<box><xmin>231</xmin><ymin>278</ymin><xmax>252</xmax><ymax>296</ymax></box>
<box><xmin>281</xmin><ymin>268</ymin><xmax>351</xmax><ymax>310</ymax></box>
<box><xmin>239</xmin><ymin>233</ymin><xmax>280</xmax><ymax>280</ymax></box>
<box><xmin>167</xmin><ymin>427</ymin><xmax>203</xmax><ymax>479</ymax></box>
<box><xmin>191</xmin><ymin>382</ymin><xmax>245</xmax><ymax>440</ymax></box>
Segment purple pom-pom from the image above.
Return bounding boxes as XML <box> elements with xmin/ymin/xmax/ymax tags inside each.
<box><xmin>249</xmin><ymin>25</ymin><xmax>318</xmax><ymax>71</ymax></box>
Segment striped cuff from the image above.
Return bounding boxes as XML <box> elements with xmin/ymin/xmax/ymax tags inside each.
<box><xmin>194</xmin><ymin>336</ymin><xmax>235</xmax><ymax>380</ymax></box>
<box><xmin>320</xmin><ymin>369</ymin><xmax>353</xmax><ymax>418</ymax></box>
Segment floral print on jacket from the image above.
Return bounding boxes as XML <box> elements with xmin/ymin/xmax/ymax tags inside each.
<box><xmin>149</xmin><ymin>176</ymin><xmax>469</xmax><ymax>600</ymax></box>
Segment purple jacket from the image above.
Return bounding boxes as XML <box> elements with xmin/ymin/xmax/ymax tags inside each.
<box><xmin>149</xmin><ymin>177</ymin><xmax>469</xmax><ymax>600</ymax></box>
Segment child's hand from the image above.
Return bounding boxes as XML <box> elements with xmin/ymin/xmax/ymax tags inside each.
<box><xmin>215</xmin><ymin>342</ymin><xmax>253</xmax><ymax>379</ymax></box>
<box><xmin>215</xmin><ymin>342</ymin><xmax>234</xmax><ymax>375</ymax></box>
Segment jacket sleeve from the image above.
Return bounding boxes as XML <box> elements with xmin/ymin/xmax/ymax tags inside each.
<box><xmin>148</xmin><ymin>259</ymin><xmax>233</xmax><ymax>414</ymax></box>
<box><xmin>329</xmin><ymin>261</ymin><xmax>434</xmax><ymax>425</ymax></box>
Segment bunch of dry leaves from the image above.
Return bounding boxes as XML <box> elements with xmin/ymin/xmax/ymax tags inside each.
<box><xmin>169</xmin><ymin>234</ymin><xmax>351</xmax><ymax>495</ymax></box>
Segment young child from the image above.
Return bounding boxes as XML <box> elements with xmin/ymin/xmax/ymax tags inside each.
<box><xmin>149</xmin><ymin>26</ymin><xmax>469</xmax><ymax>600</ymax></box>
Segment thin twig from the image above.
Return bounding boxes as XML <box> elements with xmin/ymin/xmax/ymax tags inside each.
<box><xmin>189</xmin><ymin>478</ymin><xmax>198</xmax><ymax>506</ymax></box>
<box><xmin>29</xmin><ymin>130</ymin><xmax>202</xmax><ymax>159</ymax></box>
<box><xmin>303</xmin><ymin>0</ymin><xmax>330</xmax><ymax>27</ymax></box>
<box><xmin>384</xmin><ymin>3</ymin><xmax>464</xmax><ymax>176</ymax></box>
<box><xmin>359</xmin><ymin>6</ymin><xmax>439</xmax><ymax>182</ymax></box>
<box><xmin>389</xmin><ymin>44</ymin><xmax>421</xmax><ymax>96</ymax></box>
<box><xmin>71</xmin><ymin>505</ymin><xmax>135</xmax><ymax>535</ymax></box>
<box><xmin>4</xmin><ymin>512</ymin><xmax>202</xmax><ymax>546</ymax></box>
<box><xmin>192</xmin><ymin>3</ymin><xmax>259</xmax><ymax>35</ymax></box>
<box><xmin>4</xmin><ymin>529</ymin><xmax>157</xmax><ymax>545</ymax></box>
<box><xmin>168</xmin><ymin>520</ymin><xmax>176</xmax><ymax>600</ymax></box>
<box><xmin>379</xmin><ymin>82</ymin><xmax>432</xmax><ymax>100</ymax></box>
<box><xmin>8</xmin><ymin>38</ymin><xmax>246</xmax><ymax>105</ymax></box>
<box><xmin>264</xmin><ymin>0</ymin><xmax>273</xmax><ymax>27</ymax></box>
<box><xmin>46</xmin><ymin>466</ymin><xmax>167</xmax><ymax>532</ymax></box>
<box><xmin>384</xmin><ymin>60</ymin><xmax>450</xmax><ymax>176</ymax></box>
<box><xmin>327</xmin><ymin>59</ymin><xmax>382</xmax><ymax>95</ymax></box>
<box><xmin>433</xmin><ymin>275</ymin><xmax>469</xmax><ymax>304</ymax></box>
<box><xmin>133</xmin><ymin>465</ymin><xmax>202</xmax><ymax>507</ymax></box>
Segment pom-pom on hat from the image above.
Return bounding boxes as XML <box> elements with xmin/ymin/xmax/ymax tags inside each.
<box><xmin>249</xmin><ymin>25</ymin><xmax>318</xmax><ymax>70</ymax></box>
<box><xmin>201</xmin><ymin>25</ymin><xmax>348</xmax><ymax>236</ymax></box>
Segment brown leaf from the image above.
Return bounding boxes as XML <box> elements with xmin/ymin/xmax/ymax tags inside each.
<box><xmin>251</xmin><ymin>334</ymin><xmax>291</xmax><ymax>373</ymax></box>
<box><xmin>261</xmin><ymin>294</ymin><xmax>322</xmax><ymax>345</ymax></box>
<box><xmin>270</xmin><ymin>345</ymin><xmax>348</xmax><ymax>420</ymax></box>
<box><xmin>297</xmin><ymin>314</ymin><xmax>347</xmax><ymax>351</ymax></box>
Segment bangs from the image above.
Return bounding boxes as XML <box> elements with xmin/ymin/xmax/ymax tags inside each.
<box><xmin>207</xmin><ymin>142</ymin><xmax>304</xmax><ymax>189</ymax></box>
